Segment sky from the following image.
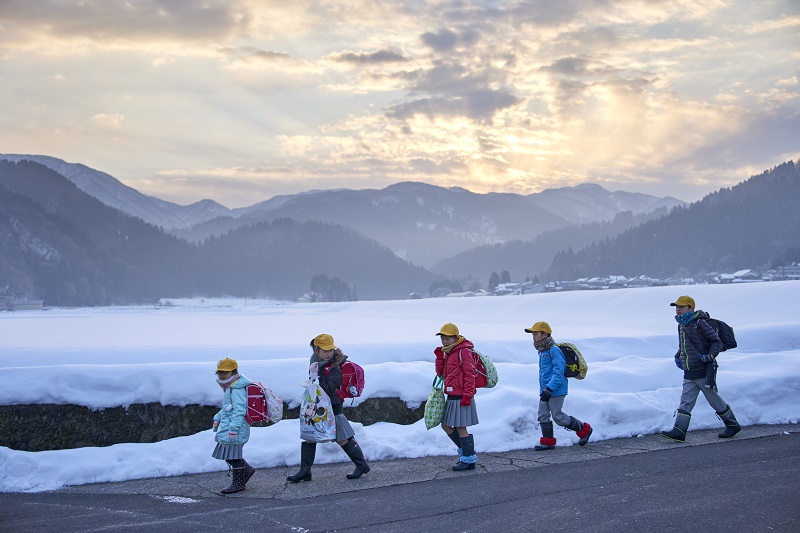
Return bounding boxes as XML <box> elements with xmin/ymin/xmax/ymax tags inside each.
<box><xmin>0</xmin><ymin>1</ymin><xmax>798</xmax><ymax>208</ymax></box>
<box><xmin>1</xmin><ymin>281</ymin><xmax>799</xmax><ymax>492</ymax></box>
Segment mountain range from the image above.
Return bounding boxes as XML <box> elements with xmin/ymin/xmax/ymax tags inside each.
<box><xmin>2</xmin><ymin>154</ymin><xmax>796</xmax><ymax>306</ymax></box>
<box><xmin>0</xmin><ymin>154</ymin><xmax>684</xmax><ymax>268</ymax></box>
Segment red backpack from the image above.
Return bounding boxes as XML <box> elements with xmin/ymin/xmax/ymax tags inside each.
<box><xmin>245</xmin><ymin>382</ymin><xmax>283</xmax><ymax>425</ymax></box>
<box><xmin>337</xmin><ymin>361</ymin><xmax>365</xmax><ymax>402</ymax></box>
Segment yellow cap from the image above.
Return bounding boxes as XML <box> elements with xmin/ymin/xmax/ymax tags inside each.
<box><xmin>436</xmin><ymin>323</ymin><xmax>460</xmax><ymax>336</ymax></box>
<box><xmin>216</xmin><ymin>358</ymin><xmax>238</xmax><ymax>373</ymax></box>
<box><xmin>670</xmin><ymin>295</ymin><xmax>695</xmax><ymax>308</ymax></box>
<box><xmin>525</xmin><ymin>321</ymin><xmax>552</xmax><ymax>334</ymax></box>
<box><xmin>313</xmin><ymin>333</ymin><xmax>337</xmax><ymax>350</ymax></box>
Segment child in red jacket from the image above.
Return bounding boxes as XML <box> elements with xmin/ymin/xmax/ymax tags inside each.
<box><xmin>435</xmin><ymin>322</ymin><xmax>479</xmax><ymax>471</ymax></box>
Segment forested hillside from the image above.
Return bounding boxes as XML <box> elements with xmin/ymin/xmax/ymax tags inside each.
<box><xmin>543</xmin><ymin>161</ymin><xmax>800</xmax><ymax>280</ymax></box>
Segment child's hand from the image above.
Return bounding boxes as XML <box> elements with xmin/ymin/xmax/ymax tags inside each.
<box><xmin>213</xmin><ymin>421</ymin><xmax>219</xmax><ymax>432</ymax></box>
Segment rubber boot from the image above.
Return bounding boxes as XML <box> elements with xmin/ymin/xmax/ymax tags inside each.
<box><xmin>341</xmin><ymin>438</ymin><xmax>370</xmax><ymax>479</ymax></box>
<box><xmin>575</xmin><ymin>419</ymin><xmax>593</xmax><ymax>446</ymax></box>
<box><xmin>535</xmin><ymin>421</ymin><xmax>556</xmax><ymax>451</ymax></box>
<box><xmin>221</xmin><ymin>460</ymin><xmax>249</xmax><ymax>494</ymax></box>
<box><xmin>243</xmin><ymin>460</ymin><xmax>256</xmax><ymax>484</ymax></box>
<box><xmin>447</xmin><ymin>430</ymin><xmax>463</xmax><ymax>466</ymax></box>
<box><xmin>660</xmin><ymin>409</ymin><xmax>691</xmax><ymax>442</ymax></box>
<box><xmin>716</xmin><ymin>405</ymin><xmax>742</xmax><ymax>438</ymax></box>
<box><xmin>287</xmin><ymin>441</ymin><xmax>316</xmax><ymax>482</ymax></box>
<box><xmin>452</xmin><ymin>434</ymin><xmax>477</xmax><ymax>471</ymax></box>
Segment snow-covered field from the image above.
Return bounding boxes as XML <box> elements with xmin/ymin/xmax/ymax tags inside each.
<box><xmin>1</xmin><ymin>282</ymin><xmax>799</xmax><ymax>492</ymax></box>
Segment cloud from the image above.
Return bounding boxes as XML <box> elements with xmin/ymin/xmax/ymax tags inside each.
<box><xmin>0</xmin><ymin>0</ymin><xmax>252</xmax><ymax>45</ymax></box>
<box><xmin>326</xmin><ymin>49</ymin><xmax>409</xmax><ymax>64</ymax></box>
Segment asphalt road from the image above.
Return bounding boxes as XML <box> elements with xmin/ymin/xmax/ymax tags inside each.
<box><xmin>1</xmin><ymin>424</ymin><xmax>798</xmax><ymax>532</ymax></box>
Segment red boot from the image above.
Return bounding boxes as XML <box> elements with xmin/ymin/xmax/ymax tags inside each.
<box><xmin>576</xmin><ymin>422</ymin><xmax>592</xmax><ymax>446</ymax></box>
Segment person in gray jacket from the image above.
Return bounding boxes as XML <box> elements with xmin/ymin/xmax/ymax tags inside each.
<box><xmin>660</xmin><ymin>295</ymin><xmax>742</xmax><ymax>441</ymax></box>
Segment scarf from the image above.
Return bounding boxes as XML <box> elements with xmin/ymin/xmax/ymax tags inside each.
<box><xmin>441</xmin><ymin>336</ymin><xmax>465</xmax><ymax>354</ymax></box>
<box><xmin>216</xmin><ymin>374</ymin><xmax>238</xmax><ymax>391</ymax></box>
<box><xmin>534</xmin><ymin>336</ymin><xmax>555</xmax><ymax>352</ymax></box>
<box><xmin>675</xmin><ymin>311</ymin><xmax>698</xmax><ymax>327</ymax></box>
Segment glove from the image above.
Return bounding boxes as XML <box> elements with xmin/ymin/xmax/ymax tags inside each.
<box><xmin>699</xmin><ymin>353</ymin><xmax>714</xmax><ymax>363</ymax></box>
<box><xmin>540</xmin><ymin>389</ymin><xmax>552</xmax><ymax>403</ymax></box>
<box><xmin>460</xmin><ymin>396</ymin><xmax>472</xmax><ymax>407</ymax></box>
<box><xmin>227</xmin><ymin>431</ymin><xmax>238</xmax><ymax>443</ymax></box>
<box><xmin>674</xmin><ymin>357</ymin><xmax>682</xmax><ymax>369</ymax></box>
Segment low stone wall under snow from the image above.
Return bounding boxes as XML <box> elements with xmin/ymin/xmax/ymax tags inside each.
<box><xmin>0</xmin><ymin>398</ymin><xmax>425</xmax><ymax>452</ymax></box>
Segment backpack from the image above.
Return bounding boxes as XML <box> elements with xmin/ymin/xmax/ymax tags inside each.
<box><xmin>557</xmin><ymin>342</ymin><xmax>588</xmax><ymax>380</ymax></box>
<box><xmin>245</xmin><ymin>382</ymin><xmax>284</xmax><ymax>425</ymax></box>
<box><xmin>458</xmin><ymin>349</ymin><xmax>499</xmax><ymax>388</ymax></box>
<box><xmin>698</xmin><ymin>312</ymin><xmax>738</xmax><ymax>352</ymax></box>
<box><xmin>337</xmin><ymin>360</ymin><xmax>365</xmax><ymax>401</ymax></box>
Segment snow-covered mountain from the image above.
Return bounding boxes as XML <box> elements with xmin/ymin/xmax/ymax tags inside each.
<box><xmin>528</xmin><ymin>183</ymin><xmax>682</xmax><ymax>223</ymax></box>
<box><xmin>0</xmin><ymin>154</ymin><xmax>230</xmax><ymax>229</ymax></box>
<box><xmin>0</xmin><ymin>155</ymin><xmax>685</xmax><ymax>266</ymax></box>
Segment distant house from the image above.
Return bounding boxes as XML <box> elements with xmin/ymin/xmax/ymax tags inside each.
<box><xmin>12</xmin><ymin>300</ymin><xmax>44</xmax><ymax>311</ymax></box>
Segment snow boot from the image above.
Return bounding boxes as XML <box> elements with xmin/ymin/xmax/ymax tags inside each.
<box><xmin>287</xmin><ymin>441</ymin><xmax>316</xmax><ymax>482</ymax></box>
<box><xmin>716</xmin><ymin>405</ymin><xmax>742</xmax><ymax>438</ymax></box>
<box><xmin>452</xmin><ymin>434</ymin><xmax>477</xmax><ymax>471</ymax></box>
<box><xmin>447</xmin><ymin>429</ymin><xmax>463</xmax><ymax>466</ymax></box>
<box><xmin>243</xmin><ymin>460</ymin><xmax>256</xmax><ymax>484</ymax></box>
<box><xmin>576</xmin><ymin>421</ymin><xmax>593</xmax><ymax>446</ymax></box>
<box><xmin>535</xmin><ymin>421</ymin><xmax>556</xmax><ymax>451</ymax></box>
<box><xmin>342</xmin><ymin>438</ymin><xmax>370</xmax><ymax>479</ymax></box>
<box><xmin>221</xmin><ymin>460</ymin><xmax>249</xmax><ymax>494</ymax></box>
<box><xmin>660</xmin><ymin>409</ymin><xmax>691</xmax><ymax>442</ymax></box>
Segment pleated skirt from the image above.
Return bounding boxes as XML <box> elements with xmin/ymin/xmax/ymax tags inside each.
<box><xmin>441</xmin><ymin>397</ymin><xmax>479</xmax><ymax>427</ymax></box>
<box><xmin>212</xmin><ymin>443</ymin><xmax>244</xmax><ymax>461</ymax></box>
<box><xmin>335</xmin><ymin>413</ymin><xmax>356</xmax><ymax>442</ymax></box>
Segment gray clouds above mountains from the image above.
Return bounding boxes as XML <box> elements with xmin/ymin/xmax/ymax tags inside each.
<box><xmin>1</xmin><ymin>0</ymin><xmax>798</xmax><ymax>208</ymax></box>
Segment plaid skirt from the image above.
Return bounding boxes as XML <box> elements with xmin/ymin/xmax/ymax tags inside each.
<box><xmin>441</xmin><ymin>396</ymin><xmax>479</xmax><ymax>427</ymax></box>
<box><xmin>212</xmin><ymin>443</ymin><xmax>244</xmax><ymax>461</ymax></box>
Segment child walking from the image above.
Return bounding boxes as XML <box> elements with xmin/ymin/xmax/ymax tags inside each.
<box><xmin>212</xmin><ymin>357</ymin><xmax>256</xmax><ymax>494</ymax></box>
<box><xmin>287</xmin><ymin>333</ymin><xmax>370</xmax><ymax>482</ymax></box>
<box><xmin>435</xmin><ymin>322</ymin><xmax>480</xmax><ymax>471</ymax></box>
<box><xmin>526</xmin><ymin>322</ymin><xmax>593</xmax><ymax>450</ymax></box>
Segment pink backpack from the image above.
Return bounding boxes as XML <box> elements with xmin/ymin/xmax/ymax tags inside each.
<box><xmin>245</xmin><ymin>382</ymin><xmax>283</xmax><ymax>425</ymax></box>
<box><xmin>338</xmin><ymin>361</ymin><xmax>365</xmax><ymax>401</ymax></box>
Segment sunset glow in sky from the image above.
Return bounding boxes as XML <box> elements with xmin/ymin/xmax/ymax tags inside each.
<box><xmin>1</xmin><ymin>0</ymin><xmax>798</xmax><ymax>207</ymax></box>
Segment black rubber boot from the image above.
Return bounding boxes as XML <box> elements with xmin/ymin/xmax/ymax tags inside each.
<box><xmin>566</xmin><ymin>416</ymin><xmax>582</xmax><ymax>432</ymax></box>
<box><xmin>716</xmin><ymin>405</ymin><xmax>742</xmax><ymax>438</ymax></box>
<box><xmin>534</xmin><ymin>422</ymin><xmax>556</xmax><ymax>451</ymax></box>
<box><xmin>452</xmin><ymin>434</ymin><xmax>476</xmax><ymax>471</ymax></box>
<box><xmin>447</xmin><ymin>430</ymin><xmax>463</xmax><ymax>466</ymax></box>
<box><xmin>221</xmin><ymin>460</ymin><xmax>249</xmax><ymax>494</ymax></box>
<box><xmin>287</xmin><ymin>442</ymin><xmax>316</xmax><ymax>482</ymax></box>
<box><xmin>243</xmin><ymin>460</ymin><xmax>256</xmax><ymax>484</ymax></box>
<box><xmin>342</xmin><ymin>438</ymin><xmax>370</xmax><ymax>479</ymax></box>
<box><xmin>660</xmin><ymin>409</ymin><xmax>691</xmax><ymax>442</ymax></box>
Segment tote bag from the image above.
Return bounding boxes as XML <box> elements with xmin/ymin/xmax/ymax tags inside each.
<box><xmin>424</xmin><ymin>376</ymin><xmax>445</xmax><ymax>430</ymax></box>
<box><xmin>299</xmin><ymin>380</ymin><xmax>337</xmax><ymax>443</ymax></box>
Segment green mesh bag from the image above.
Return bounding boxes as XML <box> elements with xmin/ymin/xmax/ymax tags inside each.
<box><xmin>424</xmin><ymin>376</ymin><xmax>445</xmax><ymax>430</ymax></box>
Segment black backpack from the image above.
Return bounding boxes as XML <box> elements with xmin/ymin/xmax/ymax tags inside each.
<box><xmin>557</xmin><ymin>342</ymin><xmax>588</xmax><ymax>379</ymax></box>
<box><xmin>698</xmin><ymin>312</ymin><xmax>738</xmax><ymax>352</ymax></box>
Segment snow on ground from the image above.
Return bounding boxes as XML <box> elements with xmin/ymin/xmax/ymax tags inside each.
<box><xmin>1</xmin><ymin>282</ymin><xmax>799</xmax><ymax>492</ymax></box>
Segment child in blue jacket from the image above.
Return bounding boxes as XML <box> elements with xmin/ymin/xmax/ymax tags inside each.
<box><xmin>212</xmin><ymin>358</ymin><xmax>256</xmax><ymax>494</ymax></box>
<box><xmin>526</xmin><ymin>322</ymin><xmax>593</xmax><ymax>450</ymax></box>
